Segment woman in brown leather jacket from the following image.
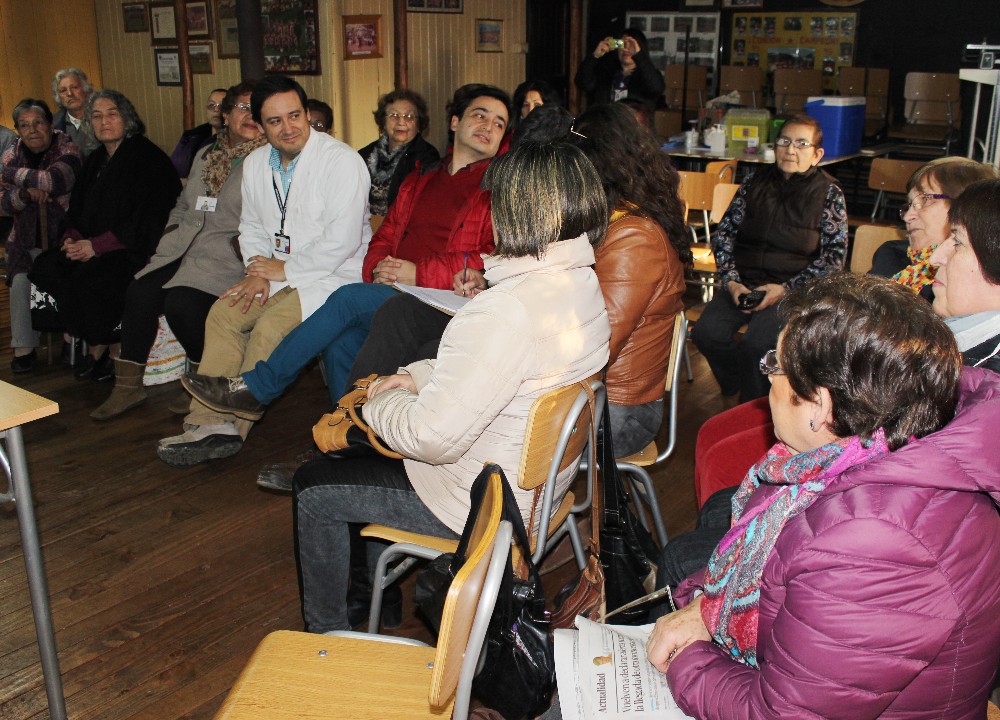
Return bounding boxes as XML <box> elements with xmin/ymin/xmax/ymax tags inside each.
<box><xmin>574</xmin><ymin>102</ymin><xmax>689</xmax><ymax>455</ymax></box>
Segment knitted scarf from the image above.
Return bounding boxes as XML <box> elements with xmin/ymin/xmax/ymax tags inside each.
<box><xmin>365</xmin><ymin>134</ymin><xmax>408</xmax><ymax>216</ymax></box>
<box><xmin>200</xmin><ymin>131</ymin><xmax>267</xmax><ymax>197</ymax></box>
<box><xmin>701</xmin><ymin>429</ymin><xmax>889</xmax><ymax>668</ymax></box>
<box><xmin>892</xmin><ymin>244</ymin><xmax>937</xmax><ymax>293</ymax></box>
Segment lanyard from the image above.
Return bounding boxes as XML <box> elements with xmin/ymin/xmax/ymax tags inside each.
<box><xmin>271</xmin><ymin>174</ymin><xmax>292</xmax><ymax>237</ymax></box>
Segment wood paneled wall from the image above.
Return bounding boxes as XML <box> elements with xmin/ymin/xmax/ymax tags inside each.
<box><xmin>0</xmin><ymin>0</ymin><xmax>102</xmax><ymax>122</ymax></box>
<box><xmin>5</xmin><ymin>0</ymin><xmax>523</xmax><ymax>155</ymax></box>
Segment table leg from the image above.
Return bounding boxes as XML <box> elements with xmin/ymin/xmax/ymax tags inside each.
<box><xmin>4</xmin><ymin>426</ymin><xmax>68</xmax><ymax>720</ymax></box>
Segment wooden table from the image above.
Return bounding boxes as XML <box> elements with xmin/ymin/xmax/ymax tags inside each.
<box><xmin>0</xmin><ymin>381</ymin><xmax>66</xmax><ymax>719</ymax></box>
<box><xmin>666</xmin><ymin>144</ymin><xmax>865</xmax><ymax>168</ymax></box>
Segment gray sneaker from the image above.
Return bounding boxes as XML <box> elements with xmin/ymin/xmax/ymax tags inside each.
<box><xmin>157</xmin><ymin>428</ymin><xmax>243</xmax><ymax>467</ymax></box>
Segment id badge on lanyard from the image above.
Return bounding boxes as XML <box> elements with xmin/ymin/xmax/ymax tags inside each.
<box><xmin>272</xmin><ymin>175</ymin><xmax>292</xmax><ymax>254</ymax></box>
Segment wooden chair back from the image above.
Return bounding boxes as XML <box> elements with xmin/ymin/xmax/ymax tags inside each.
<box><xmin>678</xmin><ymin>170</ymin><xmax>717</xmax><ymax>213</ymax></box>
<box><xmin>705</xmin><ymin>159</ymin><xmax>737</xmax><ymax>183</ymax></box>
<box><xmin>429</xmin><ymin>469</ymin><xmax>503</xmax><ymax>709</ymax></box>
<box><xmin>773</xmin><ymin>68</ymin><xmax>822</xmax><ymax>114</ymax></box>
<box><xmin>518</xmin><ymin>377</ymin><xmax>597</xmax><ymax>491</ymax></box>
<box><xmin>663</xmin><ymin>64</ymin><xmax>708</xmax><ymax>111</ymax></box>
<box><xmin>370</xmin><ymin>214</ymin><xmax>385</xmax><ymax>233</ymax></box>
<box><xmin>903</xmin><ymin>72</ymin><xmax>961</xmax><ymax>126</ymax></box>
<box><xmin>838</xmin><ymin>66</ymin><xmax>866</xmax><ymax>95</ymax></box>
<box><xmin>710</xmin><ymin>182</ymin><xmax>740</xmax><ymax>224</ymax></box>
<box><xmin>851</xmin><ymin>224</ymin><xmax>906</xmax><ymax>274</ymax></box>
<box><xmin>663</xmin><ymin>313</ymin><xmax>687</xmax><ymax>396</ymax></box>
<box><xmin>868</xmin><ymin>158</ymin><xmax>922</xmax><ymax>195</ymax></box>
<box><xmin>719</xmin><ymin>65</ymin><xmax>762</xmax><ymax>107</ymax></box>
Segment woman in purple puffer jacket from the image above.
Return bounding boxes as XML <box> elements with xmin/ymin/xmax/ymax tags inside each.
<box><xmin>647</xmin><ymin>273</ymin><xmax>1000</xmax><ymax>719</ymax></box>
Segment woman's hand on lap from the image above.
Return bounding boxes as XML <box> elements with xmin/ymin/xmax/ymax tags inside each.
<box><xmin>367</xmin><ymin>373</ymin><xmax>417</xmax><ymax>400</ymax></box>
<box><xmin>645</xmin><ymin>596</ymin><xmax>711</xmax><ymax>673</ymax></box>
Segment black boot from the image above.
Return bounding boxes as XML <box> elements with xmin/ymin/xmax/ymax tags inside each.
<box><xmin>346</xmin><ymin>565</ymin><xmax>402</xmax><ymax>629</ymax></box>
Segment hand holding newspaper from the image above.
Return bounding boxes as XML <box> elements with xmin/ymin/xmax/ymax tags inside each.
<box><xmin>554</xmin><ymin>616</ymin><xmax>693</xmax><ymax>720</ymax></box>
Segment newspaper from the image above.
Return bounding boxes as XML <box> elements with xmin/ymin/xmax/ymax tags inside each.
<box><xmin>392</xmin><ymin>283</ymin><xmax>471</xmax><ymax>316</ymax></box>
<box><xmin>554</xmin><ymin>617</ymin><xmax>693</xmax><ymax>720</ymax></box>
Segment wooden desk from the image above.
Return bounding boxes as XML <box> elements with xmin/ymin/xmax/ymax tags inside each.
<box><xmin>0</xmin><ymin>382</ymin><xmax>66</xmax><ymax>720</ymax></box>
<box><xmin>666</xmin><ymin>144</ymin><xmax>863</xmax><ymax>168</ymax></box>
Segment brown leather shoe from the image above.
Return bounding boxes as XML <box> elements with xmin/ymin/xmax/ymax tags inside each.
<box><xmin>181</xmin><ymin>373</ymin><xmax>265</xmax><ymax>421</ymax></box>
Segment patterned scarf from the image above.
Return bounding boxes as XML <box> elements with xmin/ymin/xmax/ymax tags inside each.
<box><xmin>201</xmin><ymin>131</ymin><xmax>267</xmax><ymax>196</ymax></box>
<box><xmin>892</xmin><ymin>244</ymin><xmax>937</xmax><ymax>293</ymax></box>
<box><xmin>701</xmin><ymin>430</ymin><xmax>889</xmax><ymax>668</ymax></box>
<box><xmin>365</xmin><ymin>134</ymin><xmax>408</xmax><ymax>216</ymax></box>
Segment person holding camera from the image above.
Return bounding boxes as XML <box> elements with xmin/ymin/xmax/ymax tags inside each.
<box><xmin>574</xmin><ymin>27</ymin><xmax>665</xmax><ymax>110</ymax></box>
<box><xmin>691</xmin><ymin>115</ymin><xmax>847</xmax><ymax>402</ymax></box>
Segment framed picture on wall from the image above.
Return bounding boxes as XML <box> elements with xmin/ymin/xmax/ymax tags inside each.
<box><xmin>149</xmin><ymin>2</ymin><xmax>177</xmax><ymax>45</ymax></box>
<box><xmin>261</xmin><ymin>0</ymin><xmax>320</xmax><ymax>75</ymax></box>
<box><xmin>475</xmin><ymin>19</ymin><xmax>502</xmax><ymax>52</ymax></box>
<box><xmin>185</xmin><ymin>1</ymin><xmax>212</xmax><ymax>38</ymax></box>
<box><xmin>122</xmin><ymin>3</ymin><xmax>149</xmax><ymax>32</ymax></box>
<box><xmin>154</xmin><ymin>49</ymin><xmax>182</xmax><ymax>86</ymax></box>
<box><xmin>685</xmin><ymin>0</ymin><xmax>718</xmax><ymax>7</ymax></box>
<box><xmin>343</xmin><ymin>15</ymin><xmax>382</xmax><ymax>60</ymax></box>
<box><xmin>189</xmin><ymin>42</ymin><xmax>215</xmax><ymax>73</ymax></box>
<box><xmin>722</xmin><ymin>0</ymin><xmax>764</xmax><ymax>7</ymax></box>
<box><xmin>215</xmin><ymin>0</ymin><xmax>240</xmax><ymax>58</ymax></box>
<box><xmin>406</xmin><ymin>0</ymin><xmax>463</xmax><ymax>14</ymax></box>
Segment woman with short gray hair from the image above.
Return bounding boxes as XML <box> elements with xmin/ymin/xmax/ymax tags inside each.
<box><xmin>51</xmin><ymin>67</ymin><xmax>97</xmax><ymax>156</ymax></box>
<box><xmin>0</xmin><ymin>98</ymin><xmax>82</xmax><ymax>372</ymax></box>
<box><xmin>29</xmin><ymin>89</ymin><xmax>180</xmax><ymax>381</ymax></box>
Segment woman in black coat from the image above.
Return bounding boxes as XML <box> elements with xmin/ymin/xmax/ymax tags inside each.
<box><xmin>358</xmin><ymin>88</ymin><xmax>439</xmax><ymax>217</ymax></box>
<box><xmin>30</xmin><ymin>89</ymin><xmax>180</xmax><ymax>380</ymax></box>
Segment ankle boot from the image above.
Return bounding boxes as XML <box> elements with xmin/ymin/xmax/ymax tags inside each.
<box><xmin>347</xmin><ymin>565</ymin><xmax>403</xmax><ymax>629</ymax></box>
<box><xmin>90</xmin><ymin>359</ymin><xmax>147</xmax><ymax>420</ymax></box>
<box><xmin>168</xmin><ymin>361</ymin><xmax>199</xmax><ymax>414</ymax></box>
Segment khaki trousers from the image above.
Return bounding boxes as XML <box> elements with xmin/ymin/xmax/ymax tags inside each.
<box><xmin>186</xmin><ymin>287</ymin><xmax>301</xmax><ymax>438</ymax></box>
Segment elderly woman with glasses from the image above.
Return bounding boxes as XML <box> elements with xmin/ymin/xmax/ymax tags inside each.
<box><xmin>358</xmin><ymin>88</ymin><xmax>439</xmax><ymax>216</ymax></box>
<box><xmin>29</xmin><ymin>89</ymin><xmax>181</xmax><ymax>382</ymax></box>
<box><xmin>691</xmin><ymin>114</ymin><xmax>848</xmax><ymax>403</ymax></box>
<box><xmin>647</xmin><ymin>272</ymin><xmax>1000</xmax><ymax>719</ymax></box>
<box><xmin>0</xmin><ymin>98</ymin><xmax>83</xmax><ymax>373</ymax></box>
<box><xmin>870</xmin><ymin>157</ymin><xmax>997</xmax><ymax>301</ymax></box>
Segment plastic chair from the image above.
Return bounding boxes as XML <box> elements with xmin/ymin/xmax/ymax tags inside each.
<box><xmin>719</xmin><ymin>65</ymin><xmax>762</xmax><ymax>108</ymax></box>
<box><xmin>850</xmin><ymin>224</ymin><xmax>907</xmax><ymax>274</ymax></box>
<box><xmin>867</xmin><ymin>157</ymin><xmax>923</xmax><ymax>221</ymax></box>
<box><xmin>773</xmin><ymin>68</ymin><xmax>822</xmax><ymax>115</ymax></box>
<box><xmin>362</xmin><ymin>380</ymin><xmax>606</xmax><ymax>632</ymax></box>
<box><xmin>212</xmin><ymin>471</ymin><xmax>510</xmax><ymax>720</ymax></box>
<box><xmin>613</xmin><ymin>313</ymin><xmax>689</xmax><ymax>546</ymax></box>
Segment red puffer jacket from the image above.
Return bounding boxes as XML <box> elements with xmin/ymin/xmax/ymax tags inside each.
<box><xmin>362</xmin><ymin>155</ymin><xmax>495</xmax><ymax>289</ymax></box>
<box><xmin>669</xmin><ymin>367</ymin><xmax>1000</xmax><ymax>719</ymax></box>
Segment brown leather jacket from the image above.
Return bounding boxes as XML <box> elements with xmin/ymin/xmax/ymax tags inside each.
<box><xmin>595</xmin><ymin>213</ymin><xmax>685</xmax><ymax>406</ymax></box>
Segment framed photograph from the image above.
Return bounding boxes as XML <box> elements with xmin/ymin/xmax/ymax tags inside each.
<box><xmin>215</xmin><ymin>0</ymin><xmax>240</xmax><ymax>58</ymax></box>
<box><xmin>153</xmin><ymin>48</ymin><xmax>182</xmax><ymax>86</ymax></box>
<box><xmin>185</xmin><ymin>1</ymin><xmax>212</xmax><ymax>38</ymax></box>
<box><xmin>981</xmin><ymin>52</ymin><xmax>996</xmax><ymax>70</ymax></box>
<box><xmin>723</xmin><ymin>0</ymin><xmax>764</xmax><ymax>7</ymax></box>
<box><xmin>343</xmin><ymin>15</ymin><xmax>382</xmax><ymax>60</ymax></box>
<box><xmin>122</xmin><ymin>2</ymin><xmax>149</xmax><ymax>32</ymax></box>
<box><xmin>684</xmin><ymin>0</ymin><xmax>717</xmax><ymax>7</ymax></box>
<box><xmin>475</xmin><ymin>18</ymin><xmax>502</xmax><ymax>53</ymax></box>
<box><xmin>261</xmin><ymin>0</ymin><xmax>320</xmax><ymax>75</ymax></box>
<box><xmin>149</xmin><ymin>2</ymin><xmax>177</xmax><ymax>45</ymax></box>
<box><xmin>189</xmin><ymin>42</ymin><xmax>215</xmax><ymax>73</ymax></box>
<box><xmin>406</xmin><ymin>0</ymin><xmax>463</xmax><ymax>14</ymax></box>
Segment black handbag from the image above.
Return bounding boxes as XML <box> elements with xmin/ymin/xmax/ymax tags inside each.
<box><xmin>598</xmin><ymin>396</ymin><xmax>660</xmax><ymax>625</ymax></box>
<box><xmin>413</xmin><ymin>463</ymin><xmax>555</xmax><ymax>720</ymax></box>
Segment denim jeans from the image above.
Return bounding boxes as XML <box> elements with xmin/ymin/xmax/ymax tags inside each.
<box><xmin>242</xmin><ymin>282</ymin><xmax>397</xmax><ymax>407</ymax></box>
<box><xmin>293</xmin><ymin>454</ymin><xmax>458</xmax><ymax>633</ymax></box>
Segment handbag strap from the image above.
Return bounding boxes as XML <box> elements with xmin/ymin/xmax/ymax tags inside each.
<box><xmin>581</xmin><ymin>380</ymin><xmax>601</xmax><ymax>558</ymax></box>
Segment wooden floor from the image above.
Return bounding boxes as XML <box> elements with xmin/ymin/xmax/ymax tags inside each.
<box><xmin>0</xmin><ymin>325</ymin><xmax>732</xmax><ymax>719</ymax></box>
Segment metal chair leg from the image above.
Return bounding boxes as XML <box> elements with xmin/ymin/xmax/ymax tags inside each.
<box><xmin>617</xmin><ymin>463</ymin><xmax>668</xmax><ymax>547</ymax></box>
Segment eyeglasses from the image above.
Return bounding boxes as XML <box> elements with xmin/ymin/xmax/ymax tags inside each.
<box><xmin>899</xmin><ymin>192</ymin><xmax>950</xmax><ymax>218</ymax></box>
<box><xmin>387</xmin><ymin>112</ymin><xmax>416</xmax><ymax>123</ymax></box>
<box><xmin>310</xmin><ymin>120</ymin><xmax>327</xmax><ymax>131</ymax></box>
<box><xmin>775</xmin><ymin>137</ymin><xmax>815</xmax><ymax>149</ymax></box>
<box><xmin>206</xmin><ymin>102</ymin><xmax>222</xmax><ymax>111</ymax></box>
<box><xmin>233</xmin><ymin>102</ymin><xmax>252</xmax><ymax>113</ymax></box>
<box><xmin>759</xmin><ymin>349</ymin><xmax>785</xmax><ymax>377</ymax></box>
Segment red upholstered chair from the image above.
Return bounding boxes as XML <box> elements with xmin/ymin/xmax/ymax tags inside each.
<box><xmin>694</xmin><ymin>397</ymin><xmax>776</xmax><ymax>509</ymax></box>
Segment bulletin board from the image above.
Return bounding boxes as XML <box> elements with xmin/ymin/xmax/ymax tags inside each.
<box><xmin>627</xmin><ymin>11</ymin><xmax>721</xmax><ymax>91</ymax></box>
<box><xmin>730</xmin><ymin>11</ymin><xmax>857</xmax><ymax>92</ymax></box>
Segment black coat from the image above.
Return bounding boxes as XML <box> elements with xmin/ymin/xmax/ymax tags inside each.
<box><xmin>574</xmin><ymin>50</ymin><xmax>665</xmax><ymax>109</ymax></box>
<box><xmin>358</xmin><ymin>134</ymin><xmax>440</xmax><ymax>214</ymax></box>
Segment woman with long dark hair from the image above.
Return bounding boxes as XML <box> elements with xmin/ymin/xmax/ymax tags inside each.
<box><xmin>573</xmin><ymin>101</ymin><xmax>689</xmax><ymax>455</ymax></box>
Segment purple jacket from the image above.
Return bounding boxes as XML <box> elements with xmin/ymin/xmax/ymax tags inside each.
<box><xmin>669</xmin><ymin>367</ymin><xmax>1000</xmax><ymax>719</ymax></box>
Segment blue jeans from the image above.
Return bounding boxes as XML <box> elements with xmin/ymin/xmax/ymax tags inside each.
<box><xmin>293</xmin><ymin>455</ymin><xmax>458</xmax><ymax>633</ymax></box>
<box><xmin>242</xmin><ymin>283</ymin><xmax>398</xmax><ymax>407</ymax></box>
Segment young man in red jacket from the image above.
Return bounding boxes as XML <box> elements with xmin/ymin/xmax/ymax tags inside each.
<box><xmin>181</xmin><ymin>83</ymin><xmax>509</xmax><ymax>421</ymax></box>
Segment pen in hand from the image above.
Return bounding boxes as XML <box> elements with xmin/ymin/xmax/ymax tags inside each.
<box><xmin>462</xmin><ymin>252</ymin><xmax>469</xmax><ymax>297</ymax></box>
